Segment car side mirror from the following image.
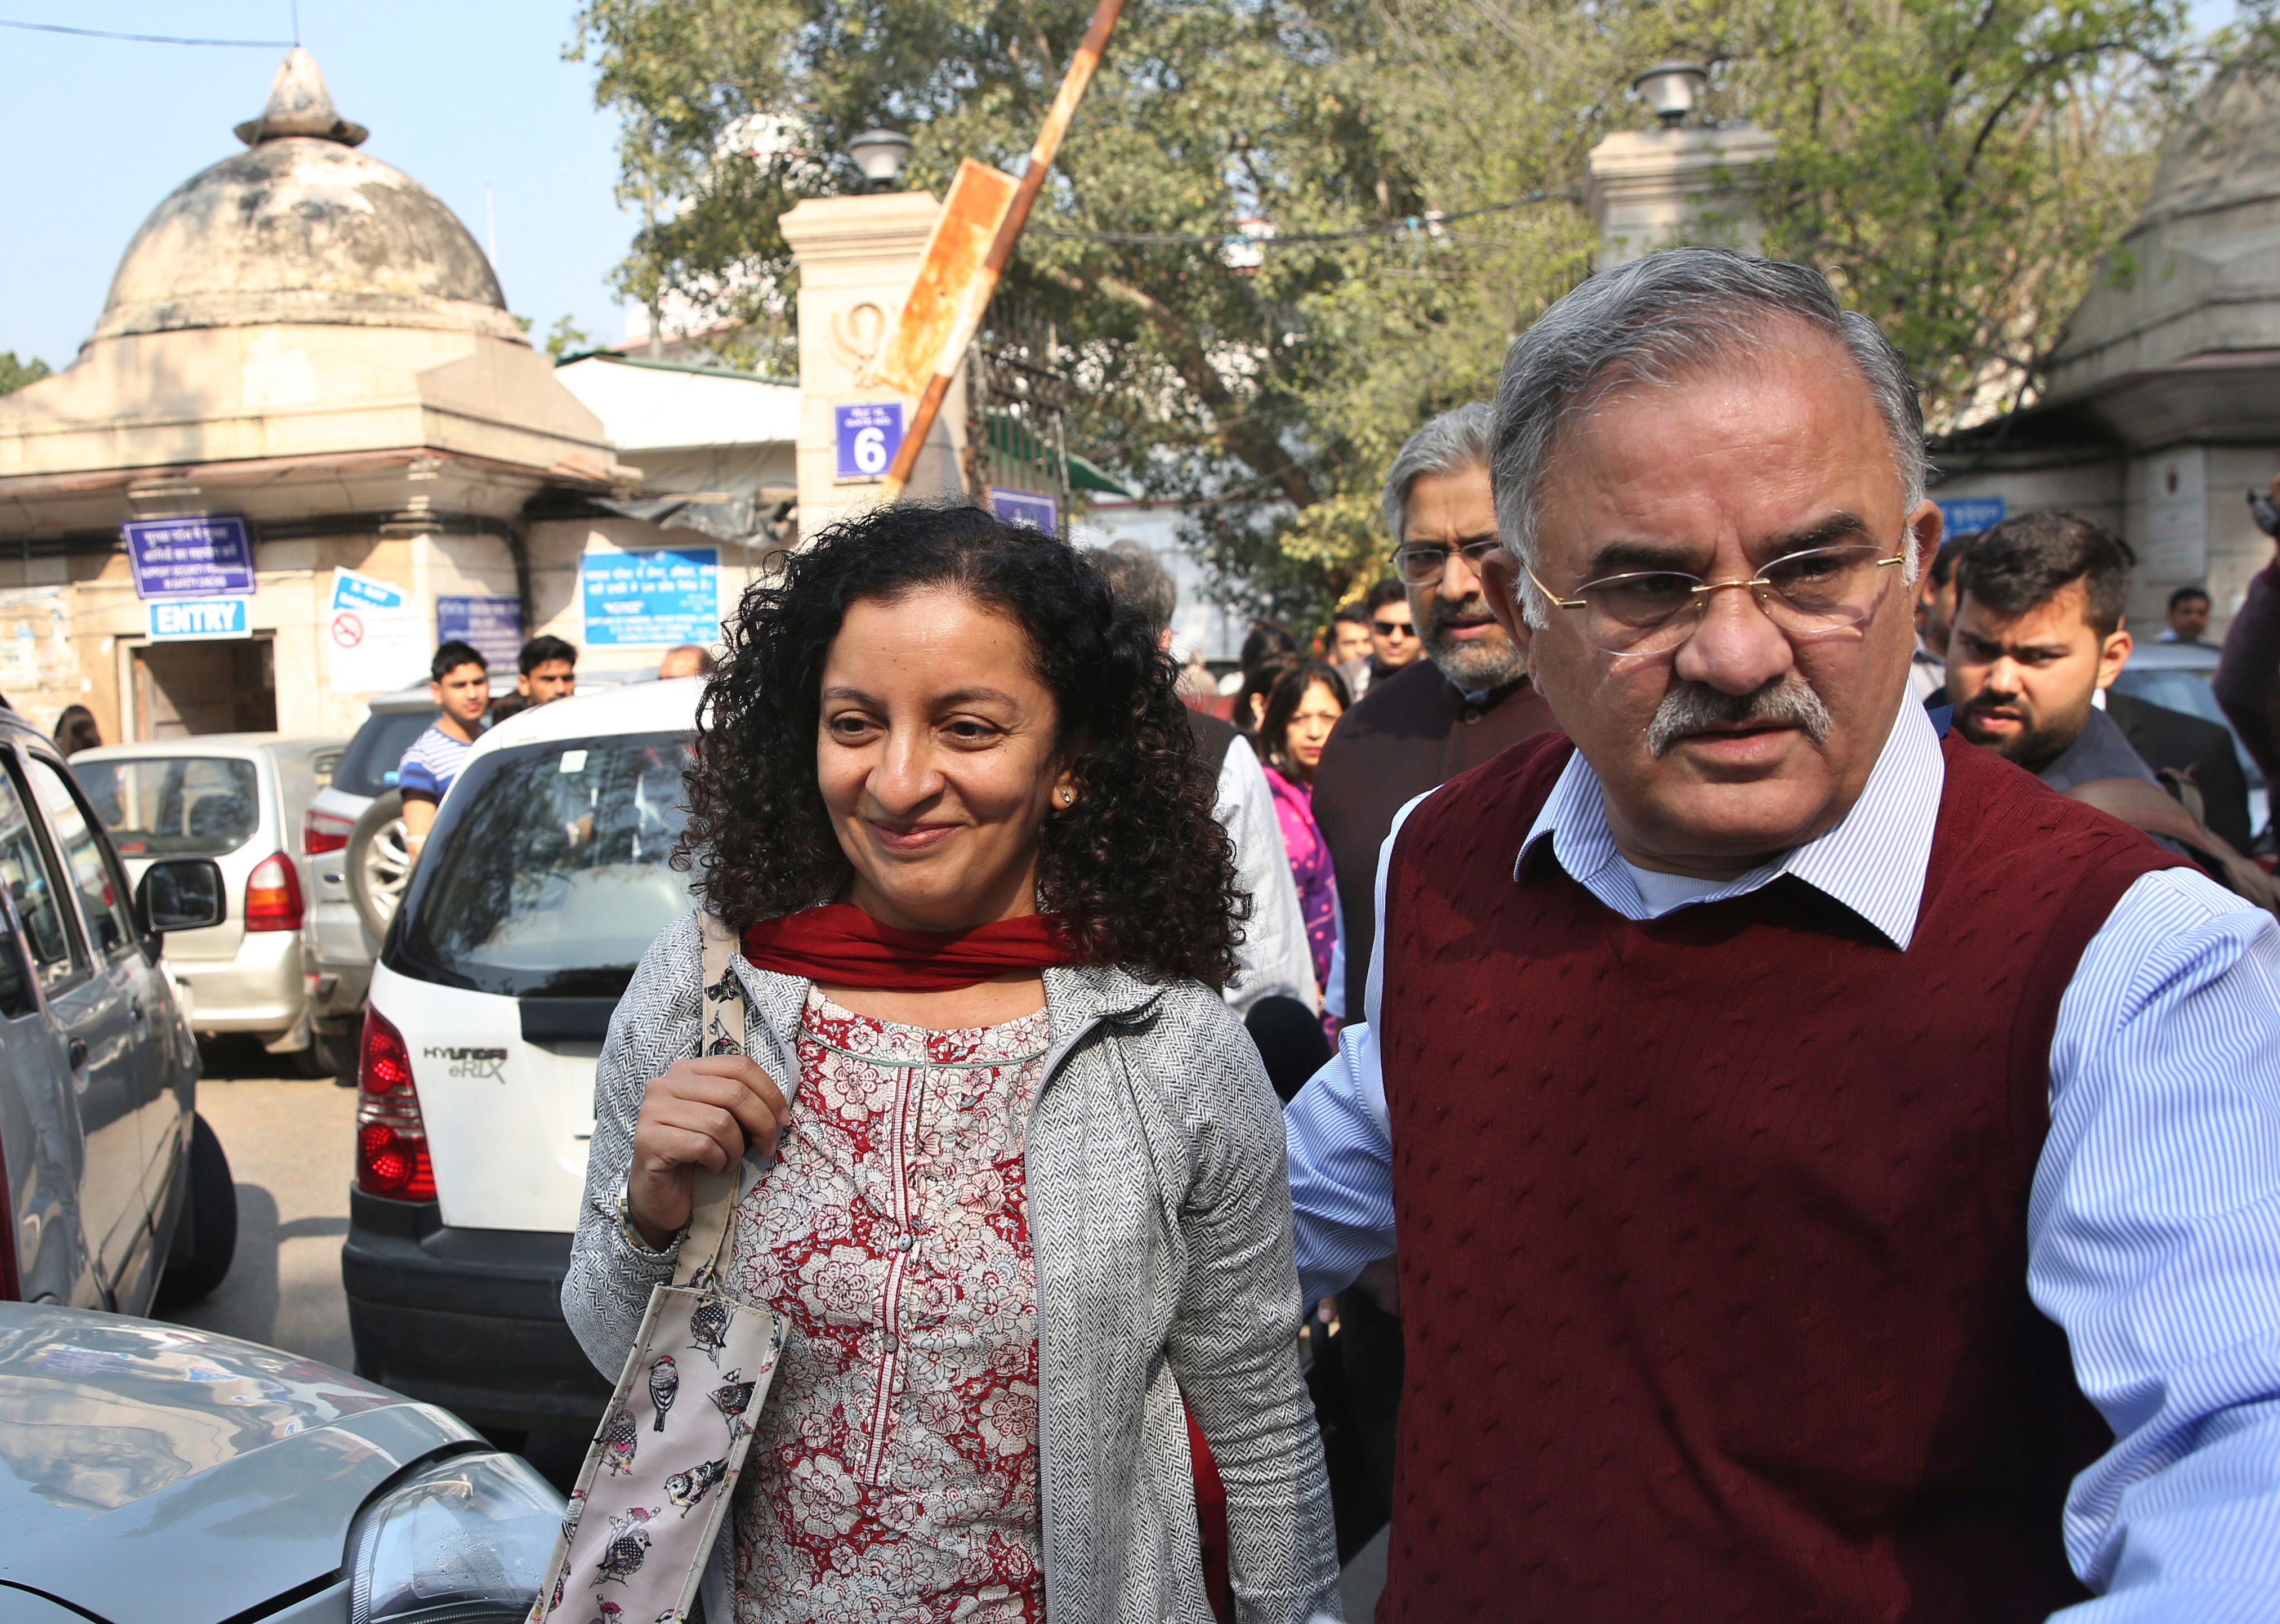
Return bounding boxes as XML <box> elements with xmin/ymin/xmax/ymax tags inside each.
<box><xmin>136</xmin><ymin>858</ymin><xmax>227</xmax><ymax>933</ymax></box>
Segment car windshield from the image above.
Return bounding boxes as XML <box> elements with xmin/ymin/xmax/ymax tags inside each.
<box><xmin>334</xmin><ymin>708</ymin><xmax>440</xmax><ymax>798</ymax></box>
<box><xmin>393</xmin><ymin>732</ymin><xmax>694</xmax><ymax>998</ymax></box>
<box><xmin>74</xmin><ymin>756</ymin><xmax>262</xmax><ymax>857</ymax></box>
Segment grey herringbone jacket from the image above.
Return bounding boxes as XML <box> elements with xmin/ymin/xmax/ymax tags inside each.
<box><xmin>562</xmin><ymin>912</ymin><xmax>1342</xmax><ymax>1624</ymax></box>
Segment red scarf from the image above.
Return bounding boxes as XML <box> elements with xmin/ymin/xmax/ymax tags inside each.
<box><xmin>740</xmin><ymin>902</ymin><xmax>1078</xmax><ymax>991</ymax></box>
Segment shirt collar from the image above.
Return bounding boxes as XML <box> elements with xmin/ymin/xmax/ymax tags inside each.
<box><xmin>1516</xmin><ymin>697</ymin><xmax>1946</xmax><ymax>949</ymax></box>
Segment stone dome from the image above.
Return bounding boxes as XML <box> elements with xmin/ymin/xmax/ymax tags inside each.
<box><xmin>90</xmin><ymin>50</ymin><xmax>523</xmax><ymax>346</ymax></box>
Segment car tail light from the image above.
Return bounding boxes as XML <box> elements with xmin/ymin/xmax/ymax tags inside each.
<box><xmin>355</xmin><ymin>1007</ymin><xmax>435</xmax><ymax>1201</ymax></box>
<box><xmin>243</xmin><ymin>853</ymin><xmax>302</xmax><ymax>932</ymax></box>
<box><xmin>305</xmin><ymin>807</ymin><xmax>353</xmax><ymax>856</ymax></box>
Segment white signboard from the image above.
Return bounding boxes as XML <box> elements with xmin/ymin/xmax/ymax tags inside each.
<box><xmin>2144</xmin><ymin>448</ymin><xmax>2208</xmax><ymax>580</ymax></box>
<box><xmin>325</xmin><ymin>569</ymin><xmax>428</xmax><ymax>694</ymax></box>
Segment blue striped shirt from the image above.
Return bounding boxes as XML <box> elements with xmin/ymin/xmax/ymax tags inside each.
<box><xmin>396</xmin><ymin>724</ymin><xmax>474</xmax><ymax>802</ymax></box>
<box><xmin>1284</xmin><ymin>697</ymin><xmax>2280</xmax><ymax>1616</ymax></box>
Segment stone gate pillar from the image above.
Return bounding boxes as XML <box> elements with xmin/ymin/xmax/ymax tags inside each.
<box><xmin>780</xmin><ymin>193</ymin><xmax>971</xmax><ymax>539</ymax></box>
<box><xmin>1586</xmin><ymin>121</ymin><xmax>1777</xmax><ymax>273</ymax></box>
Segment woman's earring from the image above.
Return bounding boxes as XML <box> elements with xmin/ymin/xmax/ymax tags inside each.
<box><xmin>1056</xmin><ymin>787</ymin><xmax>1076</xmax><ymax>808</ymax></box>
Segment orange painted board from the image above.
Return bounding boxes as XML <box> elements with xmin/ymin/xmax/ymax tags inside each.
<box><xmin>871</xmin><ymin>158</ymin><xmax>1020</xmax><ymax>398</ymax></box>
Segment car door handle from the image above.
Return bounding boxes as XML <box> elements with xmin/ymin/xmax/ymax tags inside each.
<box><xmin>67</xmin><ymin>1037</ymin><xmax>87</xmax><ymax>1070</ymax></box>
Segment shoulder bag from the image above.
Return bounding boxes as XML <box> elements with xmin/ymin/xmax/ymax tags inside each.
<box><xmin>530</xmin><ymin>916</ymin><xmax>788</xmax><ymax>1623</ymax></box>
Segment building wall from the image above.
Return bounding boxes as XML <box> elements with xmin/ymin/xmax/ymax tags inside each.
<box><xmin>526</xmin><ymin>517</ymin><xmax>782</xmax><ymax>677</ymax></box>
<box><xmin>0</xmin><ymin>529</ymin><xmax>518</xmax><ymax>744</ymax></box>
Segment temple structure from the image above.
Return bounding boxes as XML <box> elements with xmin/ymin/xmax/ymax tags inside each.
<box><xmin>0</xmin><ymin>51</ymin><xmax>731</xmax><ymax>739</ymax></box>
<box><xmin>1930</xmin><ymin>59</ymin><xmax>2280</xmax><ymax>632</ymax></box>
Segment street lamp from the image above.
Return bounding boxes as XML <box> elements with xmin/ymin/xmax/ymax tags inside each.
<box><xmin>846</xmin><ymin>128</ymin><xmax>914</xmax><ymax>193</ymax></box>
<box><xmin>1631</xmin><ymin>61</ymin><xmax>1710</xmax><ymax>127</ymax></box>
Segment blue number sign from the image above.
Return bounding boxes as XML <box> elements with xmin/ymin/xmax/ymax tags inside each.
<box><xmin>123</xmin><ymin>516</ymin><xmax>256</xmax><ymax>600</ymax></box>
<box><xmin>835</xmin><ymin>403</ymin><xmax>905</xmax><ymax>481</ymax></box>
<box><xmin>580</xmin><ymin>548</ymin><xmax>720</xmax><ymax>647</ymax></box>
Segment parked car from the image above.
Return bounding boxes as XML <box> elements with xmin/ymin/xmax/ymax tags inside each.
<box><xmin>344</xmin><ymin>680</ymin><xmax>700</xmax><ymax>1430</ymax></box>
<box><xmin>2109</xmin><ymin>639</ymin><xmax>2270</xmax><ymax>837</ymax></box>
<box><xmin>303</xmin><ymin>675</ymin><xmax>635</xmax><ymax>1070</ymax></box>
<box><xmin>0</xmin><ymin>708</ymin><xmax>237</xmax><ymax>1313</ymax></box>
<box><xmin>72</xmin><ymin>735</ymin><xmax>347</xmax><ymax>1077</ymax></box>
<box><xmin>0</xmin><ymin>1301</ymin><xmax>560</xmax><ymax>1623</ymax></box>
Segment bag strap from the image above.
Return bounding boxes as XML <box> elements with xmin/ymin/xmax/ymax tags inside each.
<box><xmin>676</xmin><ymin>914</ymin><xmax>751</xmax><ymax>1288</ymax></box>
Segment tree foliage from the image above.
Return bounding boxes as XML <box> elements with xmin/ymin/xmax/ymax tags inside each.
<box><xmin>0</xmin><ymin>353</ymin><xmax>50</xmax><ymax>396</ymax></box>
<box><xmin>576</xmin><ymin>0</ymin><xmax>2202</xmax><ymax>628</ymax></box>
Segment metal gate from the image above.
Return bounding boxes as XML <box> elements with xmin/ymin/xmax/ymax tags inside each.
<box><xmin>964</xmin><ymin>309</ymin><xmax>1074</xmax><ymax>537</ymax></box>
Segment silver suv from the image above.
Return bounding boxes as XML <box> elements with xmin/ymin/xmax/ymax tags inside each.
<box><xmin>0</xmin><ymin>707</ymin><xmax>237</xmax><ymax>1311</ymax></box>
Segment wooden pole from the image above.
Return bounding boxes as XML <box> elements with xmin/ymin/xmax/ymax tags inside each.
<box><xmin>878</xmin><ymin>0</ymin><xmax>1126</xmax><ymax>499</ymax></box>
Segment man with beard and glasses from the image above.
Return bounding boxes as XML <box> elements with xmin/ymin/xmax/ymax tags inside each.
<box><xmin>1301</xmin><ymin>401</ymin><xmax>1559</xmax><ymax>1553</ymax></box>
<box><xmin>1284</xmin><ymin>249</ymin><xmax>2280</xmax><ymax>1622</ymax></box>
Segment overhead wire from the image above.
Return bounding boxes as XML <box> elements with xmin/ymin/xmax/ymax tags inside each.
<box><xmin>0</xmin><ymin>17</ymin><xmax>294</xmax><ymax>46</ymax></box>
<box><xmin>1027</xmin><ymin>188</ymin><xmax>1578</xmax><ymax>247</ymax></box>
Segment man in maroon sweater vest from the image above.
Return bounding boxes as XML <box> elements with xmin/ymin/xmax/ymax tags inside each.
<box><xmin>1285</xmin><ymin>249</ymin><xmax>2280</xmax><ymax>1620</ymax></box>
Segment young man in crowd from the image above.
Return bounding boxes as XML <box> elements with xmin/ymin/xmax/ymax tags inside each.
<box><xmin>1327</xmin><ymin>603</ymin><xmax>1375</xmax><ymax>699</ymax></box>
<box><xmin>517</xmin><ymin>634</ymin><xmax>578</xmax><ymax>706</ymax></box>
<box><xmin>2164</xmin><ymin>583</ymin><xmax>2213</xmax><ymax>643</ymax></box>
<box><xmin>398</xmin><ymin>640</ymin><xmax>489</xmax><ymax>862</ymax></box>
<box><xmin>1288</xmin><ymin>249</ymin><xmax>2280</xmax><ymax>1619</ymax></box>
<box><xmin>1946</xmin><ymin>514</ymin><xmax>2253</xmax><ymax>851</ymax></box>
<box><xmin>1361</xmin><ymin>577</ymin><xmax>1421</xmax><ymax>681</ymax></box>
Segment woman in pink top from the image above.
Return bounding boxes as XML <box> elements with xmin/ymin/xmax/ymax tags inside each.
<box><xmin>1254</xmin><ymin>659</ymin><xmax>1350</xmax><ymax>1019</ymax></box>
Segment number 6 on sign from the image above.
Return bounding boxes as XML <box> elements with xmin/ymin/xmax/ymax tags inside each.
<box><xmin>834</xmin><ymin>403</ymin><xmax>905</xmax><ymax>483</ymax></box>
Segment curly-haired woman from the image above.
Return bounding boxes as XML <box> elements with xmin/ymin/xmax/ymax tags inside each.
<box><xmin>562</xmin><ymin>504</ymin><xmax>1340</xmax><ymax>1624</ymax></box>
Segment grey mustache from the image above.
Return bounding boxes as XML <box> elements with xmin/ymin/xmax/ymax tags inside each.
<box><xmin>1645</xmin><ymin>673</ymin><xmax>1831</xmax><ymax>757</ymax></box>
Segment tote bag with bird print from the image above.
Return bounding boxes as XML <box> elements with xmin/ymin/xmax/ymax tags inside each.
<box><xmin>530</xmin><ymin>917</ymin><xmax>788</xmax><ymax>1624</ymax></box>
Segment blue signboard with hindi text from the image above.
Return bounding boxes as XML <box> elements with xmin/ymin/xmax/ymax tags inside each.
<box><xmin>990</xmin><ymin>488</ymin><xmax>1060</xmax><ymax>534</ymax></box>
<box><xmin>123</xmin><ymin>516</ymin><xmax>256</xmax><ymax>600</ymax></box>
<box><xmin>1935</xmin><ymin>496</ymin><xmax>2006</xmax><ymax>538</ymax></box>
<box><xmin>437</xmin><ymin>596</ymin><xmax>524</xmax><ymax>668</ymax></box>
<box><xmin>580</xmin><ymin>548</ymin><xmax>720</xmax><ymax>647</ymax></box>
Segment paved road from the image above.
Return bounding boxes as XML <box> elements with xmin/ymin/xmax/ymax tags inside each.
<box><xmin>156</xmin><ymin>1039</ymin><xmax>357</xmax><ymax>1371</ymax></box>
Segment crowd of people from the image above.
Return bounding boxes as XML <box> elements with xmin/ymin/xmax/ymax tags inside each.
<box><xmin>534</xmin><ymin>247</ymin><xmax>2280</xmax><ymax>1624</ymax></box>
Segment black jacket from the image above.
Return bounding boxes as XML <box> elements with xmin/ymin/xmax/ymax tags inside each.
<box><xmin>2106</xmin><ymin>689</ymin><xmax>2255</xmax><ymax>854</ymax></box>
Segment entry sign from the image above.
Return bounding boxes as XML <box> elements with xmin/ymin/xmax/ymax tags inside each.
<box><xmin>436</xmin><ymin>595</ymin><xmax>523</xmax><ymax>668</ymax></box>
<box><xmin>1935</xmin><ymin>496</ymin><xmax>2005</xmax><ymax>538</ymax></box>
<box><xmin>123</xmin><ymin>516</ymin><xmax>256</xmax><ymax>600</ymax></box>
<box><xmin>992</xmin><ymin>488</ymin><xmax>1059</xmax><ymax>534</ymax></box>
<box><xmin>835</xmin><ymin>403</ymin><xmax>904</xmax><ymax>481</ymax></box>
<box><xmin>581</xmin><ymin>548</ymin><xmax>720</xmax><ymax>647</ymax></box>
<box><xmin>147</xmin><ymin>598</ymin><xmax>251</xmax><ymax>641</ymax></box>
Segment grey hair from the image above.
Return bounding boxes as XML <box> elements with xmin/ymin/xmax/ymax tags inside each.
<box><xmin>1492</xmin><ymin>250</ymin><xmax>1925</xmax><ymax>625</ymax></box>
<box><xmin>1382</xmin><ymin>401</ymin><xmax>1498</xmax><ymax>541</ymax></box>
<box><xmin>1086</xmin><ymin>539</ymin><xmax>1179</xmax><ymax>641</ymax></box>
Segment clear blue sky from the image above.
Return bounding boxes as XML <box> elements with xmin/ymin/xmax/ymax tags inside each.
<box><xmin>0</xmin><ymin>1</ymin><xmax>633</xmax><ymax>369</ymax></box>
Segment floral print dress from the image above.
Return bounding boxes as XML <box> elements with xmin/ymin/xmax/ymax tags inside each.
<box><xmin>726</xmin><ymin>988</ymin><xmax>1049</xmax><ymax>1623</ymax></box>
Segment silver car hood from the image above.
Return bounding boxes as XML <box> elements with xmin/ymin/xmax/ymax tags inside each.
<box><xmin>0</xmin><ymin>1304</ymin><xmax>478</xmax><ymax>1624</ymax></box>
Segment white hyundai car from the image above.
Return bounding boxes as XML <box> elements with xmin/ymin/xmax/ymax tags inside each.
<box><xmin>341</xmin><ymin>681</ymin><xmax>700</xmax><ymax>1433</ymax></box>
